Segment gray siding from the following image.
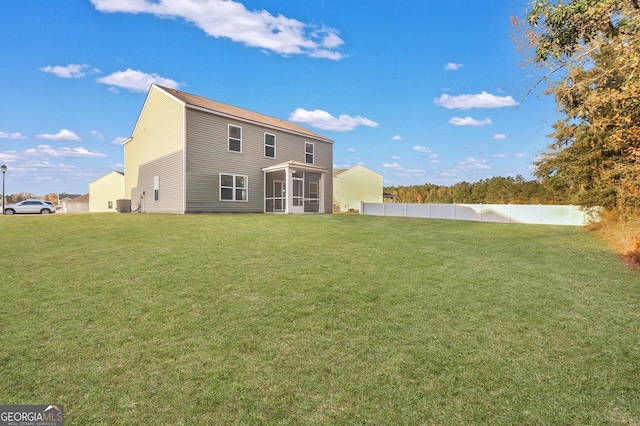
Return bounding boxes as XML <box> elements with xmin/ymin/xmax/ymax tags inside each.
<box><xmin>185</xmin><ymin>108</ymin><xmax>333</xmax><ymax>213</ymax></box>
<box><xmin>130</xmin><ymin>150</ymin><xmax>184</xmax><ymax>213</ymax></box>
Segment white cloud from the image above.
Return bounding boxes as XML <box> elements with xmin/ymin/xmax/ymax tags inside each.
<box><xmin>457</xmin><ymin>157</ymin><xmax>491</xmax><ymax>170</ymax></box>
<box><xmin>391</xmin><ymin>135</ymin><xmax>403</xmax><ymax>141</ymax></box>
<box><xmin>24</xmin><ymin>145</ymin><xmax>107</xmax><ymax>158</ymax></box>
<box><xmin>392</xmin><ymin>155</ymin><xmax>400</xmax><ymax>160</ymax></box>
<box><xmin>288</xmin><ymin>108</ymin><xmax>378</xmax><ymax>132</ymax></box>
<box><xmin>444</xmin><ymin>62</ymin><xmax>463</xmax><ymax>71</ymax></box>
<box><xmin>382</xmin><ymin>162</ymin><xmax>402</xmax><ymax>169</ymax></box>
<box><xmin>91</xmin><ymin>130</ymin><xmax>105</xmax><ymax>138</ymax></box>
<box><xmin>36</xmin><ymin>129</ymin><xmax>81</xmax><ymax>141</ymax></box>
<box><xmin>112</xmin><ymin>137</ymin><xmax>128</xmax><ymax>145</ymax></box>
<box><xmin>91</xmin><ymin>0</ymin><xmax>344</xmax><ymax>60</ymax></box>
<box><xmin>434</xmin><ymin>91</ymin><xmax>519</xmax><ymax>110</ymax></box>
<box><xmin>449</xmin><ymin>117</ymin><xmax>492</xmax><ymax>127</ymax></box>
<box><xmin>412</xmin><ymin>146</ymin><xmax>431</xmax><ymax>153</ymax></box>
<box><xmin>493</xmin><ymin>133</ymin><xmax>507</xmax><ymax>140</ymax></box>
<box><xmin>0</xmin><ymin>131</ymin><xmax>27</xmax><ymax>140</ymax></box>
<box><xmin>334</xmin><ymin>162</ymin><xmax>352</xmax><ymax>169</ymax></box>
<box><xmin>40</xmin><ymin>64</ymin><xmax>91</xmax><ymax>78</ymax></box>
<box><xmin>490</xmin><ymin>152</ymin><xmax>526</xmax><ymax>159</ymax></box>
<box><xmin>347</xmin><ymin>147</ymin><xmax>356</xmax><ymax>153</ymax></box>
<box><xmin>97</xmin><ymin>69</ymin><xmax>183</xmax><ymax>92</ymax></box>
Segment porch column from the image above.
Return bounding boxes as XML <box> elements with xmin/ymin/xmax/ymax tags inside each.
<box><xmin>285</xmin><ymin>165</ymin><xmax>292</xmax><ymax>214</ymax></box>
<box><xmin>319</xmin><ymin>173</ymin><xmax>325</xmax><ymax>213</ymax></box>
<box><xmin>263</xmin><ymin>171</ymin><xmax>266</xmax><ymax>213</ymax></box>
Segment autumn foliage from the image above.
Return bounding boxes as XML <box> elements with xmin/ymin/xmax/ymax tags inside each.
<box><xmin>523</xmin><ymin>0</ymin><xmax>640</xmax><ymax>215</ymax></box>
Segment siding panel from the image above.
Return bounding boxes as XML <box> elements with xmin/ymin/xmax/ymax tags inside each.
<box><xmin>130</xmin><ymin>150</ymin><xmax>184</xmax><ymax>213</ymax></box>
<box><xmin>125</xmin><ymin>86</ymin><xmax>185</xmax><ymax>212</ymax></box>
<box><xmin>185</xmin><ymin>108</ymin><xmax>333</xmax><ymax>213</ymax></box>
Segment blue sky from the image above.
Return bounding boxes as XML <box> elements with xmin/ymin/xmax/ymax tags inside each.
<box><xmin>0</xmin><ymin>0</ymin><xmax>556</xmax><ymax>196</ymax></box>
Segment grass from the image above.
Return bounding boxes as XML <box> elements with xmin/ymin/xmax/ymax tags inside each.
<box><xmin>1</xmin><ymin>213</ymin><xmax>639</xmax><ymax>425</ymax></box>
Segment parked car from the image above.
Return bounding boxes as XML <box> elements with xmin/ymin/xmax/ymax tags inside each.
<box><xmin>4</xmin><ymin>199</ymin><xmax>57</xmax><ymax>215</ymax></box>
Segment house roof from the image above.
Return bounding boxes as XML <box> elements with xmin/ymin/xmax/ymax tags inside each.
<box><xmin>333</xmin><ymin>164</ymin><xmax>383</xmax><ymax>178</ymax></box>
<box><xmin>89</xmin><ymin>170</ymin><xmax>124</xmax><ymax>184</ymax></box>
<box><xmin>154</xmin><ymin>85</ymin><xmax>333</xmax><ymax>143</ymax></box>
<box><xmin>68</xmin><ymin>193</ymin><xmax>89</xmax><ymax>203</ymax></box>
<box><xmin>58</xmin><ymin>193</ymin><xmax>82</xmax><ymax>202</ymax></box>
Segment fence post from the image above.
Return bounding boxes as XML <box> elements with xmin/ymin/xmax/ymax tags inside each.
<box><xmin>539</xmin><ymin>204</ymin><xmax>542</xmax><ymax>224</ymax></box>
<box><xmin>570</xmin><ymin>204</ymin><xmax>574</xmax><ymax>226</ymax></box>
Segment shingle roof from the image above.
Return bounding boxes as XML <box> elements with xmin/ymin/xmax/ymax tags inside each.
<box><xmin>68</xmin><ymin>193</ymin><xmax>89</xmax><ymax>203</ymax></box>
<box><xmin>58</xmin><ymin>193</ymin><xmax>82</xmax><ymax>201</ymax></box>
<box><xmin>155</xmin><ymin>85</ymin><xmax>332</xmax><ymax>143</ymax></box>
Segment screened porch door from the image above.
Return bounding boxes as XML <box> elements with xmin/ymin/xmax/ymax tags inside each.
<box><xmin>291</xmin><ymin>177</ymin><xmax>304</xmax><ymax>214</ymax></box>
<box><xmin>273</xmin><ymin>180</ymin><xmax>285</xmax><ymax>212</ymax></box>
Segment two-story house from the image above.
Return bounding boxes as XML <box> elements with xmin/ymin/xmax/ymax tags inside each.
<box><xmin>123</xmin><ymin>84</ymin><xmax>333</xmax><ymax>214</ymax></box>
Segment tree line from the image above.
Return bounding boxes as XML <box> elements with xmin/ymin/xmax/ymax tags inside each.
<box><xmin>385</xmin><ymin>176</ymin><xmax>566</xmax><ymax>205</ymax></box>
<box><xmin>520</xmin><ymin>0</ymin><xmax>640</xmax><ymax>215</ymax></box>
<box><xmin>3</xmin><ymin>193</ymin><xmax>59</xmax><ymax>205</ymax></box>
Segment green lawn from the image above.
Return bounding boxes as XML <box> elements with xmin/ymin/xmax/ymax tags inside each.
<box><xmin>1</xmin><ymin>213</ymin><xmax>639</xmax><ymax>424</ymax></box>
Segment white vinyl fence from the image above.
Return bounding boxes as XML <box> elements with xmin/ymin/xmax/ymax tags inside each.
<box><xmin>360</xmin><ymin>203</ymin><xmax>599</xmax><ymax>226</ymax></box>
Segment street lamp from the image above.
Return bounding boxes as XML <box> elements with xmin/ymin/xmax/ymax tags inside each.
<box><xmin>1</xmin><ymin>164</ymin><xmax>6</xmax><ymax>215</ymax></box>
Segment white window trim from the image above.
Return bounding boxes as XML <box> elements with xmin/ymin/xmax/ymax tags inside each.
<box><xmin>219</xmin><ymin>173</ymin><xmax>249</xmax><ymax>202</ymax></box>
<box><xmin>228</xmin><ymin>124</ymin><xmax>242</xmax><ymax>153</ymax></box>
<box><xmin>264</xmin><ymin>132</ymin><xmax>276</xmax><ymax>159</ymax></box>
<box><xmin>305</xmin><ymin>142</ymin><xmax>314</xmax><ymax>165</ymax></box>
<box><xmin>153</xmin><ymin>176</ymin><xmax>160</xmax><ymax>202</ymax></box>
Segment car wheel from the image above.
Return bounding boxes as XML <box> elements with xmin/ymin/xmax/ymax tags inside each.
<box><xmin>5</xmin><ymin>209</ymin><xmax>15</xmax><ymax>215</ymax></box>
<box><xmin>40</xmin><ymin>209</ymin><xmax>50</xmax><ymax>215</ymax></box>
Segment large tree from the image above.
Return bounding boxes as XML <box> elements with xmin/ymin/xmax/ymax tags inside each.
<box><xmin>524</xmin><ymin>0</ymin><xmax>640</xmax><ymax>213</ymax></box>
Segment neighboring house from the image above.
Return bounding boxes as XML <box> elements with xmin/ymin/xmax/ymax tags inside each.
<box><xmin>89</xmin><ymin>171</ymin><xmax>125</xmax><ymax>213</ymax></box>
<box><xmin>57</xmin><ymin>193</ymin><xmax>82</xmax><ymax>212</ymax></box>
<box><xmin>333</xmin><ymin>165</ymin><xmax>383</xmax><ymax>213</ymax></box>
<box><xmin>123</xmin><ymin>84</ymin><xmax>334</xmax><ymax>214</ymax></box>
<box><xmin>65</xmin><ymin>194</ymin><xmax>89</xmax><ymax>213</ymax></box>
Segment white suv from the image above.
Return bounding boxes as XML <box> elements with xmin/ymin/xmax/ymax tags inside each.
<box><xmin>4</xmin><ymin>200</ymin><xmax>57</xmax><ymax>215</ymax></box>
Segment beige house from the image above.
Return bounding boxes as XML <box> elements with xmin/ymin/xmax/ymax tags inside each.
<box><xmin>89</xmin><ymin>171</ymin><xmax>125</xmax><ymax>212</ymax></box>
<box><xmin>65</xmin><ymin>194</ymin><xmax>89</xmax><ymax>213</ymax></box>
<box><xmin>333</xmin><ymin>165</ymin><xmax>383</xmax><ymax>213</ymax></box>
<box><xmin>123</xmin><ymin>84</ymin><xmax>334</xmax><ymax>214</ymax></box>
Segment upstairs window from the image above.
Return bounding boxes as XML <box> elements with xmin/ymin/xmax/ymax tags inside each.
<box><xmin>220</xmin><ymin>173</ymin><xmax>248</xmax><ymax>202</ymax></box>
<box><xmin>228</xmin><ymin>125</ymin><xmax>242</xmax><ymax>153</ymax></box>
<box><xmin>305</xmin><ymin>142</ymin><xmax>314</xmax><ymax>164</ymax></box>
<box><xmin>264</xmin><ymin>133</ymin><xmax>276</xmax><ymax>158</ymax></box>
